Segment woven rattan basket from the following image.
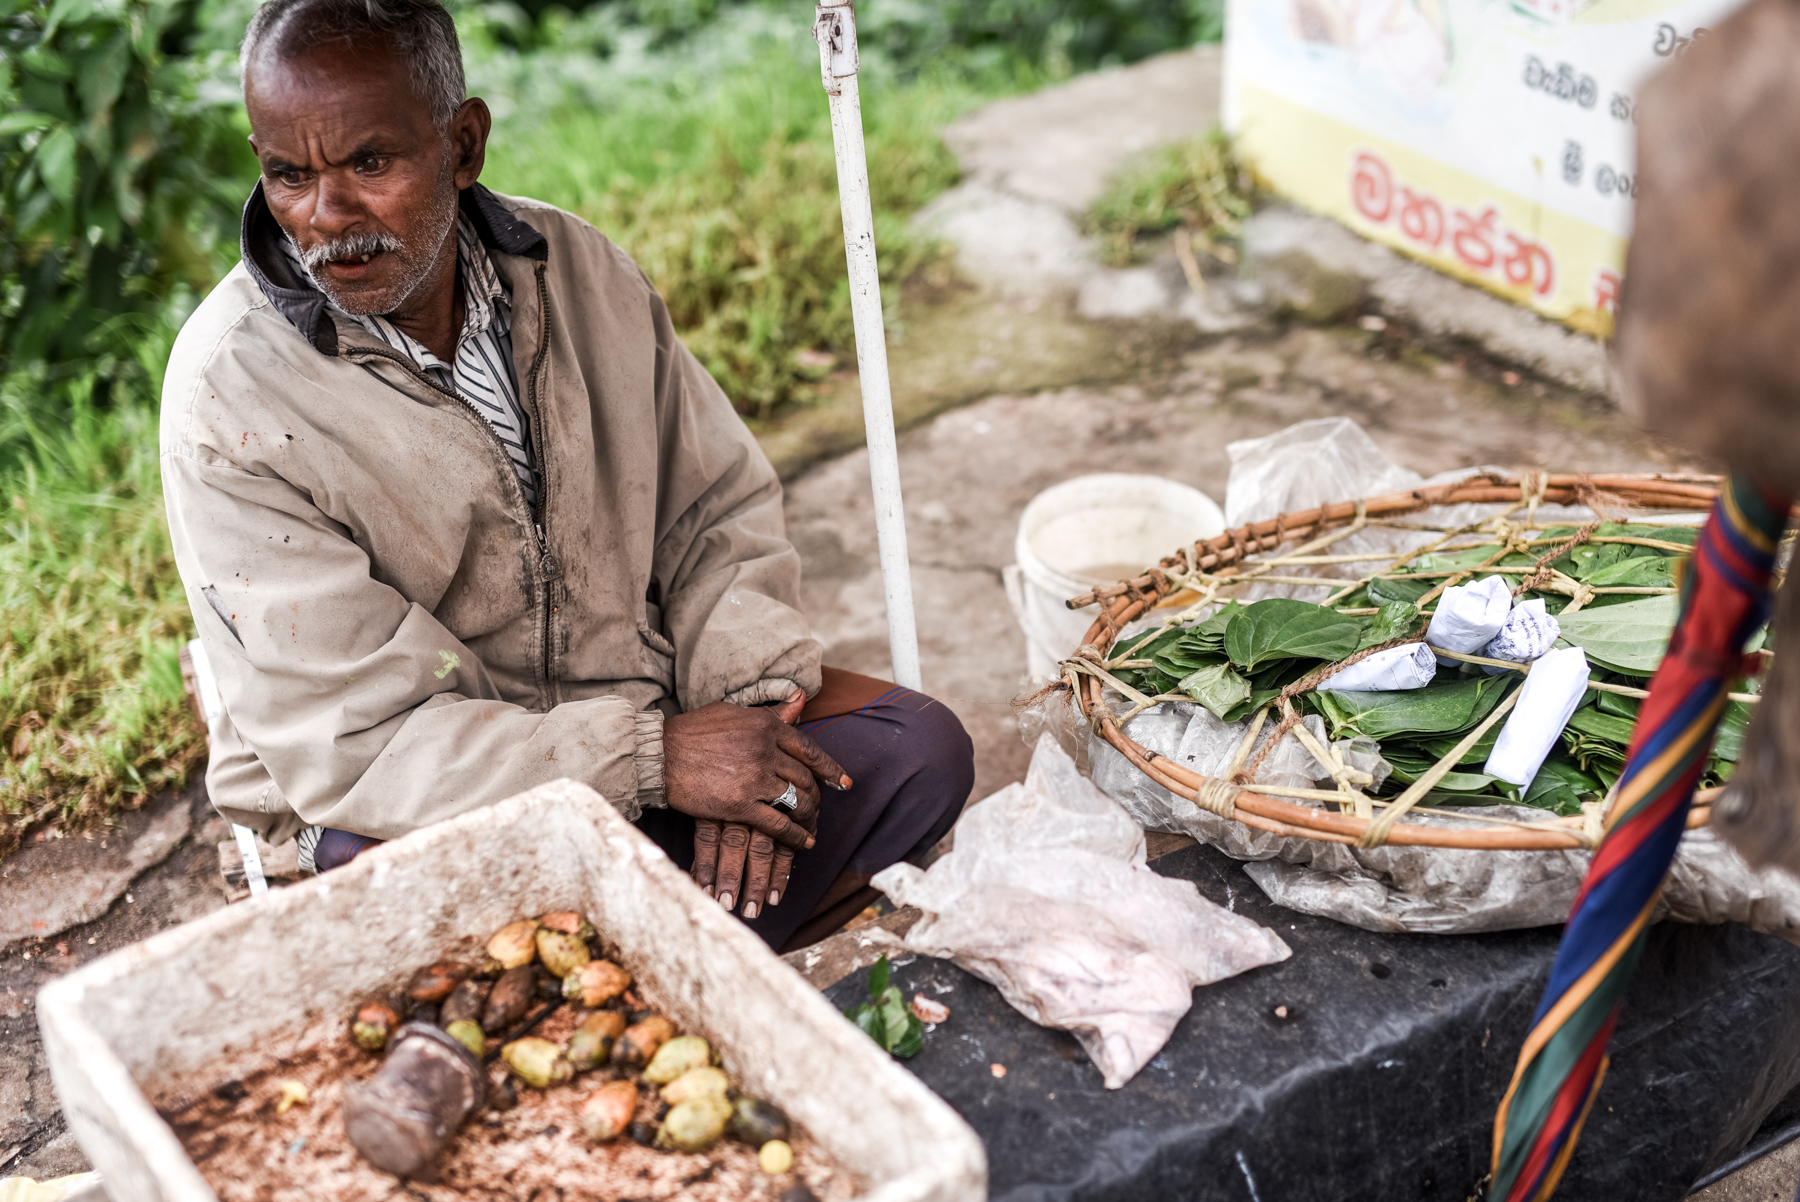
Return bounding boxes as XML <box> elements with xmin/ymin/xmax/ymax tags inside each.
<box><xmin>1063</xmin><ymin>472</ymin><xmax>1732</xmax><ymax>852</ymax></box>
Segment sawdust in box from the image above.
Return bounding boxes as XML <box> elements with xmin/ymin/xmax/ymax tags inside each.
<box><xmin>37</xmin><ymin>781</ymin><xmax>987</xmax><ymax>1202</ymax></box>
<box><xmin>153</xmin><ymin>1004</ymin><xmax>852</xmax><ymax>1201</ymax></box>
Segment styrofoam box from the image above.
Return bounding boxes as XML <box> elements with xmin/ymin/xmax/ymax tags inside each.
<box><xmin>36</xmin><ymin>780</ymin><xmax>986</xmax><ymax>1202</ymax></box>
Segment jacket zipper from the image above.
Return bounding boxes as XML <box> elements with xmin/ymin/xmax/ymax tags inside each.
<box><xmin>345</xmin><ymin>319</ymin><xmax>558</xmax><ymax>701</ymax></box>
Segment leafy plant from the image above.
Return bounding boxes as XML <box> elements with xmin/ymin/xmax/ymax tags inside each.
<box><xmin>0</xmin><ymin>0</ymin><xmax>256</xmax><ymax>378</ymax></box>
<box><xmin>855</xmin><ymin>0</ymin><xmax>1225</xmax><ymax>84</ymax></box>
<box><xmin>1084</xmin><ymin>130</ymin><xmax>1255</xmax><ymax>267</ymax></box>
<box><xmin>843</xmin><ymin>954</ymin><xmax>924</xmax><ymax>1059</ymax></box>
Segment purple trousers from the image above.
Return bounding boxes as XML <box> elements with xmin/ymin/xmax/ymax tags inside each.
<box><xmin>314</xmin><ymin>683</ymin><xmax>972</xmax><ymax>952</ymax></box>
<box><xmin>634</xmin><ymin>684</ymin><xmax>971</xmax><ymax>950</ymax></box>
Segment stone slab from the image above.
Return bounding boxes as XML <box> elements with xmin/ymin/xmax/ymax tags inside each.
<box><xmin>1244</xmin><ymin>204</ymin><xmax>1616</xmax><ymax>397</ymax></box>
<box><xmin>828</xmin><ymin>842</ymin><xmax>1800</xmax><ymax>1202</ymax></box>
<box><xmin>0</xmin><ymin>796</ymin><xmax>191</xmax><ymax>950</ymax></box>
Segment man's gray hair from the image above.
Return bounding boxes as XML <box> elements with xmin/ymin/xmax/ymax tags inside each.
<box><xmin>242</xmin><ymin>0</ymin><xmax>466</xmax><ymax>128</ymax></box>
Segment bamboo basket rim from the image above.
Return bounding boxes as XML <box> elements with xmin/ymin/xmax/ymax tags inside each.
<box><xmin>1065</xmin><ymin>470</ymin><xmax>1729</xmax><ymax>852</ymax></box>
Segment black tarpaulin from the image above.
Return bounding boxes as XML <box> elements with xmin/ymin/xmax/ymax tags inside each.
<box><xmin>827</xmin><ymin>843</ymin><xmax>1800</xmax><ymax>1201</ymax></box>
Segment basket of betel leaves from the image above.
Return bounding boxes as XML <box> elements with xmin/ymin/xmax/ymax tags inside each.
<box><xmin>1058</xmin><ymin>472</ymin><xmax>1772</xmax><ymax>852</ymax></box>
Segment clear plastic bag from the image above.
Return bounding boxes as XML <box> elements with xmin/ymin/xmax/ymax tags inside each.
<box><xmin>1222</xmin><ymin>416</ymin><xmax>1423</xmax><ymax>527</ymax></box>
<box><xmin>873</xmin><ymin>736</ymin><xmax>1292</xmax><ymax>1088</ymax></box>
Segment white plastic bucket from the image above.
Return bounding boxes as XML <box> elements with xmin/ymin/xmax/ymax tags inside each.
<box><xmin>1004</xmin><ymin>473</ymin><xmax>1225</xmax><ymax>679</ymax></box>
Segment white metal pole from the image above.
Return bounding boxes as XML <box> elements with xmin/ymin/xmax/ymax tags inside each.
<box><xmin>811</xmin><ymin>0</ymin><xmax>923</xmax><ymax>691</ymax></box>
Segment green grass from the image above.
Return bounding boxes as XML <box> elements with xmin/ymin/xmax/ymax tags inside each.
<box><xmin>0</xmin><ymin>326</ymin><xmax>204</xmax><ymax>853</ymax></box>
<box><xmin>479</xmin><ymin>31</ymin><xmax>971</xmax><ymax>420</ymax></box>
<box><xmin>1083</xmin><ymin>130</ymin><xmax>1255</xmax><ymax>267</ymax></box>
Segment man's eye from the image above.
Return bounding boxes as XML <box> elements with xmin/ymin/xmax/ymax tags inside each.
<box><xmin>356</xmin><ymin>157</ymin><xmax>388</xmax><ymax>174</ymax></box>
<box><xmin>270</xmin><ymin>168</ymin><xmax>307</xmax><ymax>187</ymax></box>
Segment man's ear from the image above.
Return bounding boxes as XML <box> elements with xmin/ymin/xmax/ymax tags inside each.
<box><xmin>450</xmin><ymin>97</ymin><xmax>490</xmax><ymax>190</ymax></box>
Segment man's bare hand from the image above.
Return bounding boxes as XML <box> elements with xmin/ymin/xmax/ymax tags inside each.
<box><xmin>665</xmin><ymin>690</ymin><xmax>850</xmax><ymax>917</ymax></box>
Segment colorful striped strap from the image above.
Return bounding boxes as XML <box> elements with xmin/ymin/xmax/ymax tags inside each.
<box><xmin>1490</xmin><ymin>474</ymin><xmax>1790</xmax><ymax>1202</ymax></box>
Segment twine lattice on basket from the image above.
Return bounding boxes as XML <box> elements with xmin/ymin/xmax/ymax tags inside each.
<box><xmin>1062</xmin><ymin>473</ymin><xmax>1736</xmax><ymax>852</ymax></box>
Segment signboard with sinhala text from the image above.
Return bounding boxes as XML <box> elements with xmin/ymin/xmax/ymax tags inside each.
<box><xmin>1222</xmin><ymin>0</ymin><xmax>1744</xmax><ymax>335</ymax></box>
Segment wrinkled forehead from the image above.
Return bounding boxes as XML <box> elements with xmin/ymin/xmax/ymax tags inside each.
<box><xmin>245</xmin><ymin>36</ymin><xmax>435</xmax><ymax>146</ymax></box>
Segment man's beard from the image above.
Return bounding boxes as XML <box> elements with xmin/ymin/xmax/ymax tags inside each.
<box><xmin>296</xmin><ymin>162</ymin><xmax>459</xmax><ymax>317</ymax></box>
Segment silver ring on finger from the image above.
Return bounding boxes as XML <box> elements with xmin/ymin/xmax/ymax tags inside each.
<box><xmin>770</xmin><ymin>783</ymin><xmax>800</xmax><ymax>812</ymax></box>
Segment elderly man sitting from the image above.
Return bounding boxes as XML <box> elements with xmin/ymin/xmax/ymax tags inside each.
<box><xmin>162</xmin><ymin>0</ymin><xmax>972</xmax><ymax>950</ymax></box>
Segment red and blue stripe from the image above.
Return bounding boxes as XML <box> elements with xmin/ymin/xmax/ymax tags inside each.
<box><xmin>1490</xmin><ymin>475</ymin><xmax>1789</xmax><ymax>1201</ymax></box>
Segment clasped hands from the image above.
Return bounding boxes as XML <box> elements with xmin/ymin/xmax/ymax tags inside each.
<box><xmin>662</xmin><ymin>689</ymin><xmax>849</xmax><ymax>919</ymax></box>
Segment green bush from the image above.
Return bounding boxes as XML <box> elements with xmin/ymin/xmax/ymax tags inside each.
<box><xmin>856</xmin><ymin>0</ymin><xmax>1223</xmax><ymax>81</ymax></box>
<box><xmin>0</xmin><ymin>0</ymin><xmax>256</xmax><ymax>381</ymax></box>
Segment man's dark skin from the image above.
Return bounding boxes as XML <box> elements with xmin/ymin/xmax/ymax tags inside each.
<box><xmin>242</xmin><ymin>36</ymin><xmax>850</xmax><ymax>918</ymax></box>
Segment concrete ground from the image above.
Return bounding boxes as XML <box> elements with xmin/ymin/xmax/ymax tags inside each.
<box><xmin>0</xmin><ymin>44</ymin><xmax>1784</xmax><ymax>1202</ymax></box>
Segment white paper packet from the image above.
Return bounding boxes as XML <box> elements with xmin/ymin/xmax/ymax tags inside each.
<box><xmin>1484</xmin><ymin>645</ymin><xmax>1591</xmax><ymax>787</ymax></box>
<box><xmin>1425</xmin><ymin>575</ymin><xmax>1512</xmax><ymax>665</ymax></box>
<box><xmin>1482</xmin><ymin>598</ymin><xmax>1562</xmax><ymax>674</ymax></box>
<box><xmin>1317</xmin><ymin>642</ymin><xmax>1437</xmax><ymax>692</ymax></box>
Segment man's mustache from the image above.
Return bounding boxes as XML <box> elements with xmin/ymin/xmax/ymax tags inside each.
<box><xmin>298</xmin><ymin>231</ymin><xmax>405</xmax><ymax>270</ymax></box>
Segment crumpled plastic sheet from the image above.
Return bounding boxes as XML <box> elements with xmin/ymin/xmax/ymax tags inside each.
<box><xmin>1223</xmin><ymin>416</ymin><xmax>1424</xmax><ymax>527</ymax></box>
<box><xmin>872</xmin><ymin>734</ymin><xmax>1292</xmax><ymax>1088</ymax></box>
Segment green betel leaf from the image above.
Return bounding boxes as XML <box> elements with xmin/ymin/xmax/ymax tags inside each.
<box><xmin>1578</xmin><ymin>555</ymin><xmax>1673</xmax><ymax>590</ymax></box>
<box><xmin>1593</xmin><ymin>689</ymin><xmax>1641</xmax><ymax>721</ymax></box>
<box><xmin>1224</xmin><ymin>599</ymin><xmax>1365</xmax><ymax>671</ymax></box>
<box><xmin>1523</xmin><ymin>757</ymin><xmax>1602</xmax><ymax>816</ymax></box>
<box><xmin>847</xmin><ymin>1002</ymin><xmax>885</xmax><ymax>1046</ymax></box>
<box><xmin>1113</xmin><ymin>625</ymin><xmax>1184</xmax><ymax>662</ymax></box>
<box><xmin>1187</xmin><ymin>601</ymin><xmax>1242</xmax><ymax>655</ymax></box>
<box><xmin>1154</xmin><ymin>644</ymin><xmax>1216</xmax><ymax>677</ymax></box>
<box><xmin>868</xmin><ymin>953</ymin><xmax>890</xmax><ymax>997</ymax></box>
<box><xmin>891</xmin><ymin>1014</ymin><xmax>926</xmax><ymax>1059</ymax></box>
<box><xmin>1416</xmin><ymin>718</ymin><xmax>1505</xmax><ymax>766</ymax></box>
<box><xmin>1359</xmin><ymin>601</ymin><xmax>1422</xmax><ymax>649</ymax></box>
<box><xmin>1714</xmin><ymin>699</ymin><xmax>1754</xmax><ymax>761</ymax></box>
<box><xmin>1565</xmin><ymin>706</ymin><xmax>1637</xmax><ymax>745</ymax></box>
<box><xmin>1366</xmin><ymin>574</ymin><xmax>1434</xmax><ymax>607</ymax></box>
<box><xmin>1554</xmin><ymin>595</ymin><xmax>1678</xmax><ymax>674</ymax></box>
<box><xmin>1179</xmin><ymin>661</ymin><xmax>1252</xmax><ymax>720</ymax></box>
<box><xmin>1319</xmin><ymin>675</ymin><xmax>1515</xmax><ymax>742</ymax></box>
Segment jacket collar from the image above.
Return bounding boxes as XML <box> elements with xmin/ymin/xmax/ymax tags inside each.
<box><xmin>239</xmin><ymin>181</ymin><xmax>549</xmax><ymax>355</ymax></box>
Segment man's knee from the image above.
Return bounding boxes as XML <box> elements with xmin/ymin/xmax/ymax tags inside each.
<box><xmin>897</xmin><ymin>694</ymin><xmax>975</xmax><ymax>803</ymax></box>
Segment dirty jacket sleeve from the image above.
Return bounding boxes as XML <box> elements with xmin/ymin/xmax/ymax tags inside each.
<box><xmin>162</xmin><ymin>450</ymin><xmax>663</xmax><ymax>839</ymax></box>
<box><xmin>643</xmin><ymin>282</ymin><xmax>823</xmax><ymax>711</ymax></box>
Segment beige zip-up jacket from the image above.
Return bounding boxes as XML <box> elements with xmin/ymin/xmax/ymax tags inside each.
<box><xmin>160</xmin><ymin>184</ymin><xmax>821</xmax><ymax>844</ymax></box>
